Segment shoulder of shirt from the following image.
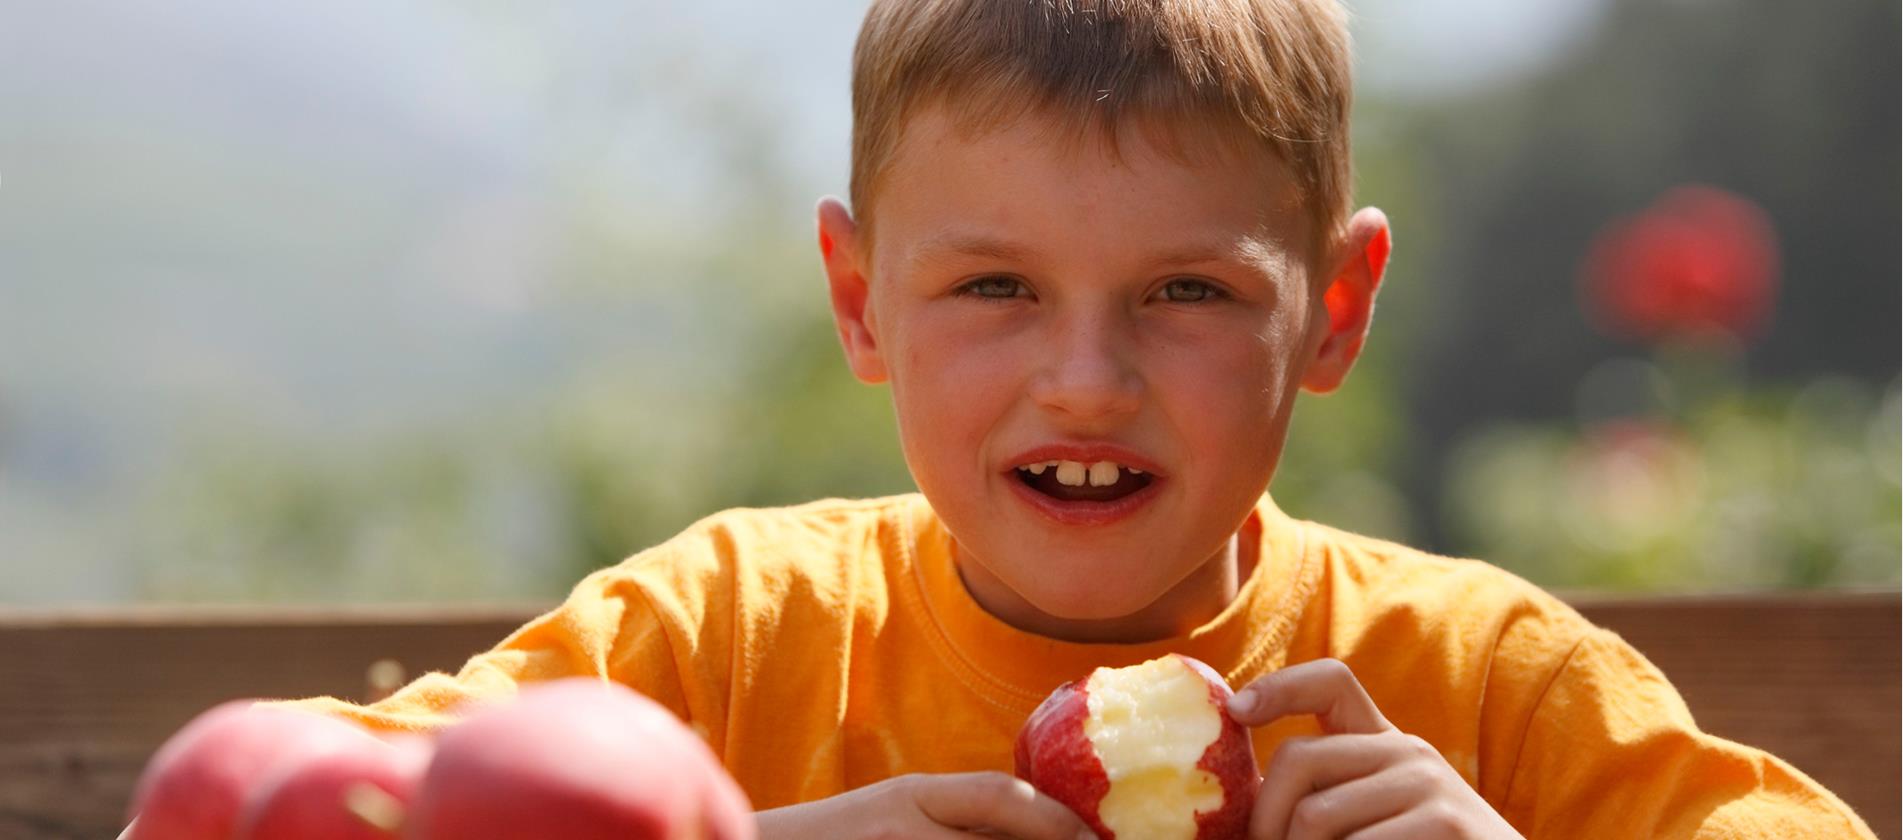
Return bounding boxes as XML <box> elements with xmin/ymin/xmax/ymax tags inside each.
<box><xmin>1297</xmin><ymin>516</ymin><xmax>1597</xmax><ymax>640</ymax></box>
<box><xmin>590</xmin><ymin>493</ymin><xmax>920</xmax><ymax>586</ymax></box>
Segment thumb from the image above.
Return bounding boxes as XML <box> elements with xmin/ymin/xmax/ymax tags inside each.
<box><xmin>913</xmin><ymin>773</ymin><xmax>1098</xmax><ymax>840</ymax></box>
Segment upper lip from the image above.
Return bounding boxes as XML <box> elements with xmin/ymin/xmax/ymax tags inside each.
<box><xmin>1003</xmin><ymin>443</ymin><xmax>1164</xmax><ymax>476</ymax></box>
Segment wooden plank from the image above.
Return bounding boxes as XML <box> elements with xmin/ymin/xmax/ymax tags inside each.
<box><xmin>0</xmin><ymin>593</ymin><xmax>1894</xmax><ymax>839</ymax></box>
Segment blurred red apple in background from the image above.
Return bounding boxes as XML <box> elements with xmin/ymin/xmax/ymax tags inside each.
<box><xmin>403</xmin><ymin>678</ymin><xmax>754</xmax><ymax>840</ymax></box>
<box><xmin>232</xmin><ymin>734</ymin><xmax>432</xmax><ymax>840</ymax></box>
<box><xmin>126</xmin><ymin>701</ymin><xmax>384</xmax><ymax>840</ymax></box>
<box><xmin>1016</xmin><ymin>654</ymin><xmax>1258</xmax><ymax>840</ymax></box>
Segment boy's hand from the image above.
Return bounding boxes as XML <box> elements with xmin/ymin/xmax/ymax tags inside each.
<box><xmin>1228</xmin><ymin>659</ymin><xmax>1523</xmax><ymax>840</ymax></box>
<box><xmin>756</xmin><ymin>771</ymin><xmax>1097</xmax><ymax>840</ymax></box>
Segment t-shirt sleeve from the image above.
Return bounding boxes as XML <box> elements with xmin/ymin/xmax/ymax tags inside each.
<box><xmin>273</xmin><ymin>536</ymin><xmax>727</xmax><ymax>743</ymax></box>
<box><xmin>1499</xmin><ymin>628</ymin><xmax>1875</xmax><ymax>839</ymax></box>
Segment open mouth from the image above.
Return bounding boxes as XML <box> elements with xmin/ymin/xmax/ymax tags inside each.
<box><xmin>1014</xmin><ymin>460</ymin><xmax>1155</xmax><ymax>503</ymax></box>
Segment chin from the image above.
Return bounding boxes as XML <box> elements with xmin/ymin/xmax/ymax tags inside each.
<box><xmin>986</xmin><ymin>546</ymin><xmax>1181</xmax><ymax>617</ymax></box>
<box><xmin>1016</xmin><ymin>574</ymin><xmax>1175</xmax><ymax>625</ymax></box>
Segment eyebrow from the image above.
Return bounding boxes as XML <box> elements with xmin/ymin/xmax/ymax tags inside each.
<box><xmin>908</xmin><ymin>230</ymin><xmax>1284</xmax><ymax>272</ymax></box>
<box><xmin>908</xmin><ymin>232</ymin><xmax>1035</xmax><ymax>268</ymax></box>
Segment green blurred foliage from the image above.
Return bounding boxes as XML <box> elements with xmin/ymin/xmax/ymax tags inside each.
<box><xmin>132</xmin><ymin>204</ymin><xmax>918</xmax><ymax>598</ymax></box>
<box><xmin>1444</xmin><ymin>350</ymin><xmax>1901</xmax><ymax>591</ymax></box>
<box><xmin>140</xmin><ymin>431</ymin><xmax>504</xmax><ymax>600</ymax></box>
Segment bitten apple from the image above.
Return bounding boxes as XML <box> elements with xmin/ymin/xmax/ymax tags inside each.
<box><xmin>403</xmin><ymin>678</ymin><xmax>755</xmax><ymax>840</ymax></box>
<box><xmin>232</xmin><ymin>734</ymin><xmax>433</xmax><ymax>840</ymax></box>
<box><xmin>127</xmin><ymin>701</ymin><xmax>385</xmax><ymax>840</ymax></box>
<box><xmin>1015</xmin><ymin>654</ymin><xmax>1258</xmax><ymax>840</ymax></box>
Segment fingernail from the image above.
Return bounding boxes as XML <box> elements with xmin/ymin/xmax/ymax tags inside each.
<box><xmin>1227</xmin><ymin>689</ymin><xmax>1257</xmax><ymax>716</ymax></box>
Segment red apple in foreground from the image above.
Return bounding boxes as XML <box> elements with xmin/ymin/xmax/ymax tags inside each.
<box><xmin>232</xmin><ymin>734</ymin><xmax>433</xmax><ymax>840</ymax></box>
<box><xmin>127</xmin><ymin>701</ymin><xmax>385</xmax><ymax>840</ymax></box>
<box><xmin>404</xmin><ymin>678</ymin><xmax>755</xmax><ymax>840</ymax></box>
<box><xmin>1015</xmin><ymin>654</ymin><xmax>1259</xmax><ymax>840</ymax></box>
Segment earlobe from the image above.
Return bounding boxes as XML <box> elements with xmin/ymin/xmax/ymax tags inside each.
<box><xmin>1302</xmin><ymin>208</ymin><xmax>1392</xmax><ymax>394</ymax></box>
<box><xmin>816</xmin><ymin>197</ymin><xmax>889</xmax><ymax>384</ymax></box>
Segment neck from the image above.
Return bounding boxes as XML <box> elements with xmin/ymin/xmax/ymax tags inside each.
<box><xmin>954</xmin><ymin>518</ymin><xmax>1262</xmax><ymax>645</ymax></box>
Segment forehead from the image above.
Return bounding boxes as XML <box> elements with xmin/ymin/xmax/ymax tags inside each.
<box><xmin>871</xmin><ymin>104</ymin><xmax>1313</xmax><ymax>270</ymax></box>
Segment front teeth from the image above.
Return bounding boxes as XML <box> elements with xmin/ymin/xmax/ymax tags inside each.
<box><xmin>1019</xmin><ymin>459</ymin><xmax>1133</xmax><ymax>487</ymax></box>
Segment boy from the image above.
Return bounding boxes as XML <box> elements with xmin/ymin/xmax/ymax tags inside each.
<box><xmin>288</xmin><ymin>0</ymin><xmax>1875</xmax><ymax>837</ymax></box>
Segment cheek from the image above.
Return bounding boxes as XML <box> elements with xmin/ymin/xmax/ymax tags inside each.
<box><xmin>1155</xmin><ymin>326</ymin><xmax>1289</xmax><ymax>419</ymax></box>
<box><xmin>887</xmin><ymin>316</ymin><xmax>1026</xmax><ymax>465</ymax></box>
<box><xmin>1148</xmin><ymin>319</ymin><xmax>1302</xmax><ymax>478</ymax></box>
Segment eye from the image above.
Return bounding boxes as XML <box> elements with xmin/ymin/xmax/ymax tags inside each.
<box><xmin>957</xmin><ymin>275</ymin><xmax>1029</xmax><ymax>300</ymax></box>
<box><xmin>1156</xmin><ymin>278</ymin><xmax>1226</xmax><ymax>303</ymax></box>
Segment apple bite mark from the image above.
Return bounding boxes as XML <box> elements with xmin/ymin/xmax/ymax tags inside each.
<box><xmin>1085</xmin><ymin>657</ymin><xmax>1226</xmax><ymax>840</ymax></box>
<box><xmin>1015</xmin><ymin>654</ymin><xmax>1258</xmax><ymax>840</ymax></box>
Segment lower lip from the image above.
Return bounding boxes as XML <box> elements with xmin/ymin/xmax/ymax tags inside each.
<box><xmin>1004</xmin><ymin>472</ymin><xmax>1163</xmax><ymax>527</ymax></box>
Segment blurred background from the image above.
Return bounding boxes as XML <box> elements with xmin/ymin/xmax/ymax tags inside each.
<box><xmin>1</xmin><ymin>0</ymin><xmax>1895</xmax><ymax>606</ymax></box>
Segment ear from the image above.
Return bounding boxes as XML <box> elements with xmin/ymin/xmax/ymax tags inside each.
<box><xmin>816</xmin><ymin>196</ymin><xmax>889</xmax><ymax>384</ymax></box>
<box><xmin>1301</xmin><ymin>207</ymin><xmax>1392</xmax><ymax>394</ymax></box>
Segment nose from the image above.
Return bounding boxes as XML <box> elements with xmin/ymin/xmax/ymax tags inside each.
<box><xmin>1027</xmin><ymin>309</ymin><xmax>1143</xmax><ymax>422</ymax></box>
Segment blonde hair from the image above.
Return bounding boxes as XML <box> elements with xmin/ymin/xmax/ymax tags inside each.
<box><xmin>850</xmin><ymin>0</ymin><xmax>1355</xmax><ymax>252</ymax></box>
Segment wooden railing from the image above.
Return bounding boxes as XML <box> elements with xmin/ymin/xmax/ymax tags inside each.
<box><xmin>2</xmin><ymin>591</ymin><xmax>1896</xmax><ymax>839</ymax></box>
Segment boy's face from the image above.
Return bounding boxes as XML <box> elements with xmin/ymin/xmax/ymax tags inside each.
<box><xmin>819</xmin><ymin>105</ymin><xmax>1387</xmax><ymax>638</ymax></box>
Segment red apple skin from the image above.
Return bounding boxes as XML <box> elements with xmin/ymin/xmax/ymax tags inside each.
<box><xmin>1014</xmin><ymin>655</ymin><xmax>1259</xmax><ymax>840</ymax></box>
<box><xmin>403</xmin><ymin>678</ymin><xmax>755</xmax><ymax>840</ymax></box>
<box><xmin>232</xmin><ymin>735</ymin><xmax>431</xmax><ymax>840</ymax></box>
<box><xmin>127</xmin><ymin>701</ymin><xmax>384</xmax><ymax>840</ymax></box>
<box><xmin>1014</xmin><ymin>677</ymin><xmax>1114</xmax><ymax>839</ymax></box>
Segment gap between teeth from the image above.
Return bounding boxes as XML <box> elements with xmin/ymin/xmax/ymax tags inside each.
<box><xmin>1019</xmin><ymin>460</ymin><xmax>1143</xmax><ymax>487</ymax></box>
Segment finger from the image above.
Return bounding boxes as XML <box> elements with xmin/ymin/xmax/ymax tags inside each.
<box><xmin>1342</xmin><ymin>805</ymin><xmax>1470</xmax><ymax>840</ymax></box>
<box><xmin>892</xmin><ymin>820</ymin><xmax>990</xmax><ymax>840</ymax></box>
<box><xmin>1228</xmin><ymin>659</ymin><xmax>1392</xmax><ymax>733</ymax></box>
<box><xmin>913</xmin><ymin>771</ymin><xmax>1097</xmax><ymax>840</ymax></box>
<box><xmin>914</xmin><ymin>824</ymin><xmax>1004</xmax><ymax>840</ymax></box>
<box><xmin>1250</xmin><ymin>734</ymin><xmax>1404</xmax><ymax>840</ymax></box>
<box><xmin>1282</xmin><ymin>766</ymin><xmax>1424</xmax><ymax>840</ymax></box>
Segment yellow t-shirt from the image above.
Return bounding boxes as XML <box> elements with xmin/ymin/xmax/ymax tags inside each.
<box><xmin>286</xmin><ymin>493</ymin><xmax>1873</xmax><ymax>838</ymax></box>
